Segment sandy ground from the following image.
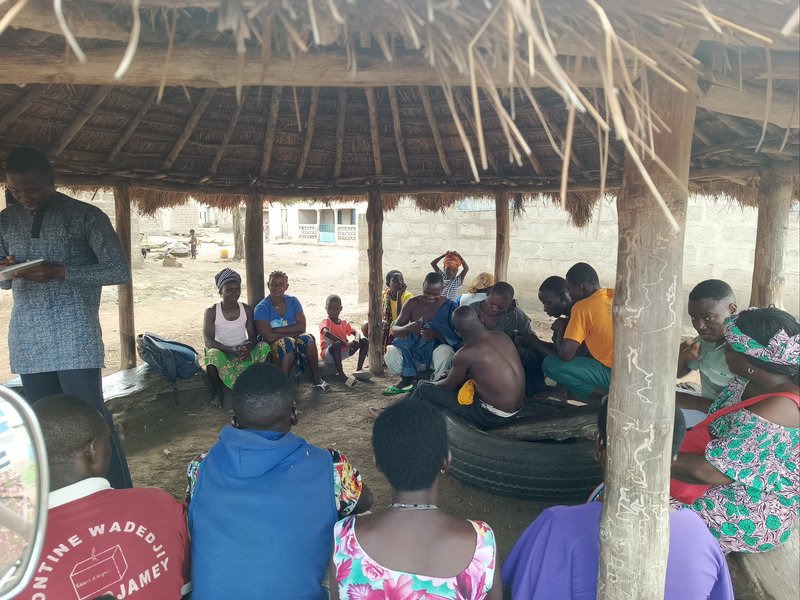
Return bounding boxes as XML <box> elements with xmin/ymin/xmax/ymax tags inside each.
<box><xmin>0</xmin><ymin>236</ymin><xmax>555</xmax><ymax>559</ymax></box>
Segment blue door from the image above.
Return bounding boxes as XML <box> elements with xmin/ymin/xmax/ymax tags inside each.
<box><xmin>319</xmin><ymin>223</ymin><xmax>335</xmax><ymax>244</ymax></box>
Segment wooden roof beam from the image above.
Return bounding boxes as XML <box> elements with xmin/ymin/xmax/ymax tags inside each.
<box><xmin>365</xmin><ymin>88</ymin><xmax>383</xmax><ymax>177</ymax></box>
<box><xmin>699</xmin><ymin>78</ymin><xmax>799</xmax><ymax>129</ymax></box>
<box><xmin>454</xmin><ymin>90</ymin><xmax>502</xmax><ymax>176</ymax></box>
<box><xmin>334</xmin><ymin>89</ymin><xmax>347</xmax><ymax>178</ymax></box>
<box><xmin>0</xmin><ymin>84</ymin><xmax>47</xmax><ymax>134</ymax></box>
<box><xmin>419</xmin><ymin>86</ymin><xmax>452</xmax><ymax>177</ymax></box>
<box><xmin>50</xmin><ymin>86</ymin><xmax>112</xmax><ymax>158</ymax></box>
<box><xmin>0</xmin><ymin>45</ymin><xmax>613</xmax><ymax>89</ymax></box>
<box><xmin>162</xmin><ymin>89</ymin><xmax>215</xmax><ymax>170</ymax></box>
<box><xmin>260</xmin><ymin>86</ymin><xmax>283</xmax><ymax>179</ymax></box>
<box><xmin>7</xmin><ymin>0</ymin><xmax>134</xmax><ymax>42</ymax></box>
<box><xmin>387</xmin><ymin>87</ymin><xmax>409</xmax><ymax>177</ymax></box>
<box><xmin>110</xmin><ymin>88</ymin><xmax>158</xmax><ymax>163</ymax></box>
<box><xmin>296</xmin><ymin>88</ymin><xmax>320</xmax><ymax>180</ymax></box>
<box><xmin>204</xmin><ymin>88</ymin><xmax>248</xmax><ymax>180</ymax></box>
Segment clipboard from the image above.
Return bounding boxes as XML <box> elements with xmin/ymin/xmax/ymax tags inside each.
<box><xmin>0</xmin><ymin>259</ymin><xmax>45</xmax><ymax>281</ymax></box>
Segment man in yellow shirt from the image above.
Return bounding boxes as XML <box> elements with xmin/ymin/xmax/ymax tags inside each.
<box><xmin>541</xmin><ymin>263</ymin><xmax>613</xmax><ymax>402</ymax></box>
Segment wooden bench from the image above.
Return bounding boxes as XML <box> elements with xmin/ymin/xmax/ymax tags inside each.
<box><xmin>727</xmin><ymin>532</ymin><xmax>800</xmax><ymax>600</ymax></box>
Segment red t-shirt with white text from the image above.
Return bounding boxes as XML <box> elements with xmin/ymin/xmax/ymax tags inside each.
<box><xmin>17</xmin><ymin>478</ymin><xmax>189</xmax><ymax>600</ymax></box>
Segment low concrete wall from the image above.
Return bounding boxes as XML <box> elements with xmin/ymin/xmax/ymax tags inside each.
<box><xmin>358</xmin><ymin>196</ymin><xmax>800</xmax><ymax>319</ymax></box>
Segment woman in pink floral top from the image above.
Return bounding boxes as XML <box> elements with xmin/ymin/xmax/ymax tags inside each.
<box><xmin>331</xmin><ymin>400</ymin><xmax>501</xmax><ymax>599</ymax></box>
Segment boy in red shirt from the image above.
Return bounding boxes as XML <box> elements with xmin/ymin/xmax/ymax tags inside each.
<box><xmin>319</xmin><ymin>294</ymin><xmax>368</xmax><ymax>378</ymax></box>
<box><xmin>19</xmin><ymin>395</ymin><xmax>190</xmax><ymax>600</ymax></box>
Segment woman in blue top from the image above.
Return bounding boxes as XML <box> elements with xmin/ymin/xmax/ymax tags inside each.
<box><xmin>254</xmin><ymin>270</ymin><xmax>330</xmax><ymax>391</ymax></box>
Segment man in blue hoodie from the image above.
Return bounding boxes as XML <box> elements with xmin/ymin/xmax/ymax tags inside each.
<box><xmin>186</xmin><ymin>363</ymin><xmax>373</xmax><ymax>599</ymax></box>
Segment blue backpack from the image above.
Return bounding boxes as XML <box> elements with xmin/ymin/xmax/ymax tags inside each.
<box><xmin>136</xmin><ymin>333</ymin><xmax>200</xmax><ymax>404</ymax></box>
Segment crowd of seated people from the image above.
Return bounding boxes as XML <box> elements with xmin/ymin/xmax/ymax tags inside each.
<box><xmin>13</xmin><ymin>249</ymin><xmax>798</xmax><ymax>599</ymax></box>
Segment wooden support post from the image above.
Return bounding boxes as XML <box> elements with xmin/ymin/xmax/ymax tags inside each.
<box><xmin>597</xmin><ymin>76</ymin><xmax>698</xmax><ymax>597</ymax></box>
<box><xmin>366</xmin><ymin>189</ymin><xmax>384</xmax><ymax>375</ymax></box>
<box><xmin>244</xmin><ymin>194</ymin><xmax>265</xmax><ymax>307</ymax></box>
<box><xmin>113</xmin><ymin>182</ymin><xmax>136</xmax><ymax>370</ymax></box>
<box><xmin>749</xmin><ymin>170</ymin><xmax>793</xmax><ymax>308</ymax></box>
<box><xmin>494</xmin><ymin>190</ymin><xmax>510</xmax><ymax>281</ymax></box>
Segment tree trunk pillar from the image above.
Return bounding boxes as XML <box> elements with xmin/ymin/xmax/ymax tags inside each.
<box><xmin>113</xmin><ymin>182</ymin><xmax>136</xmax><ymax>370</ymax></box>
<box><xmin>597</xmin><ymin>79</ymin><xmax>698</xmax><ymax>597</ymax></box>
<box><xmin>367</xmin><ymin>189</ymin><xmax>384</xmax><ymax>375</ymax></box>
<box><xmin>494</xmin><ymin>190</ymin><xmax>511</xmax><ymax>282</ymax></box>
<box><xmin>244</xmin><ymin>194</ymin><xmax>265</xmax><ymax>307</ymax></box>
<box><xmin>232</xmin><ymin>204</ymin><xmax>245</xmax><ymax>260</ymax></box>
<box><xmin>749</xmin><ymin>170</ymin><xmax>793</xmax><ymax>308</ymax></box>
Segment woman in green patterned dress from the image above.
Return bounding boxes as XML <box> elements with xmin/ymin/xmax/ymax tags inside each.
<box><xmin>670</xmin><ymin>307</ymin><xmax>799</xmax><ymax>553</ymax></box>
<box><xmin>202</xmin><ymin>268</ymin><xmax>270</xmax><ymax>408</ymax></box>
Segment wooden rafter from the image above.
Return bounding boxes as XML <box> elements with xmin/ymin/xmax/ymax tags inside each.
<box><xmin>109</xmin><ymin>88</ymin><xmax>158</xmax><ymax>163</ymax></box>
<box><xmin>162</xmin><ymin>89</ymin><xmax>215</xmax><ymax>169</ymax></box>
<box><xmin>50</xmin><ymin>86</ymin><xmax>112</xmax><ymax>157</ymax></box>
<box><xmin>387</xmin><ymin>86</ymin><xmax>409</xmax><ymax>176</ymax></box>
<box><xmin>296</xmin><ymin>88</ymin><xmax>320</xmax><ymax>179</ymax></box>
<box><xmin>419</xmin><ymin>86</ymin><xmax>451</xmax><ymax>177</ymax></box>
<box><xmin>207</xmin><ymin>89</ymin><xmax>247</xmax><ymax>177</ymax></box>
<box><xmin>365</xmin><ymin>88</ymin><xmax>383</xmax><ymax>177</ymax></box>
<box><xmin>454</xmin><ymin>90</ymin><xmax>502</xmax><ymax>176</ymax></box>
<box><xmin>260</xmin><ymin>86</ymin><xmax>283</xmax><ymax>179</ymax></box>
<box><xmin>717</xmin><ymin>114</ymin><xmax>753</xmax><ymax>137</ymax></box>
<box><xmin>334</xmin><ymin>89</ymin><xmax>347</xmax><ymax>178</ymax></box>
<box><xmin>693</xmin><ymin>124</ymin><xmax>713</xmax><ymax>146</ymax></box>
<box><xmin>0</xmin><ymin>84</ymin><xmax>47</xmax><ymax>134</ymax></box>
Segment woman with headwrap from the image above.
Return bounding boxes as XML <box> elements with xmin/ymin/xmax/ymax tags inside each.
<box><xmin>202</xmin><ymin>268</ymin><xmax>271</xmax><ymax>407</ymax></box>
<box><xmin>670</xmin><ymin>307</ymin><xmax>800</xmax><ymax>553</ymax></box>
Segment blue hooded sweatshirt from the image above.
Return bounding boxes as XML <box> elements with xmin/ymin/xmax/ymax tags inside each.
<box><xmin>188</xmin><ymin>426</ymin><xmax>336</xmax><ymax>599</ymax></box>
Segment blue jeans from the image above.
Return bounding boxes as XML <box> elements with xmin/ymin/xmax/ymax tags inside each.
<box><xmin>542</xmin><ymin>355</ymin><xmax>612</xmax><ymax>401</ymax></box>
<box><xmin>21</xmin><ymin>368</ymin><xmax>133</xmax><ymax>489</ymax></box>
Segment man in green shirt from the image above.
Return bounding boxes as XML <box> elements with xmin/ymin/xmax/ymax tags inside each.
<box><xmin>676</xmin><ymin>280</ymin><xmax>737</xmax><ymax>414</ymax></box>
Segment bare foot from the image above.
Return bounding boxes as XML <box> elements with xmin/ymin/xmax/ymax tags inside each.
<box><xmin>368</xmin><ymin>406</ymin><xmax>385</xmax><ymax>419</ymax></box>
<box><xmin>209</xmin><ymin>394</ymin><xmax>223</xmax><ymax>409</ymax></box>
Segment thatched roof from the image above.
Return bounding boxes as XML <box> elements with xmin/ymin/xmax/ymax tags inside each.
<box><xmin>0</xmin><ymin>0</ymin><xmax>798</xmax><ymax>224</ymax></box>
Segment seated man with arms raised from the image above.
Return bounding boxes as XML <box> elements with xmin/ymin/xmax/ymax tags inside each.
<box><xmin>540</xmin><ymin>263</ymin><xmax>613</xmax><ymax>403</ymax></box>
<box><xmin>676</xmin><ymin>279</ymin><xmax>736</xmax><ymax>420</ymax></box>
<box><xmin>18</xmin><ymin>395</ymin><xmax>190</xmax><ymax>600</ymax></box>
<box><xmin>383</xmin><ymin>272</ymin><xmax>461</xmax><ymax>396</ymax></box>
<box><xmin>187</xmin><ymin>363</ymin><xmax>373</xmax><ymax>600</ymax></box>
<box><xmin>409</xmin><ymin>306</ymin><xmax>524</xmax><ymax>428</ymax></box>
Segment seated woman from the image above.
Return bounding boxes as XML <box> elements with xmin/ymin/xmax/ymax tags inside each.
<box><xmin>203</xmin><ymin>268</ymin><xmax>270</xmax><ymax>408</ymax></box>
<box><xmin>253</xmin><ymin>270</ymin><xmax>330</xmax><ymax>391</ymax></box>
<box><xmin>456</xmin><ymin>272</ymin><xmax>495</xmax><ymax>307</ymax></box>
<box><xmin>365</xmin><ymin>270</ymin><xmax>415</xmax><ymax>354</ymax></box>
<box><xmin>670</xmin><ymin>307</ymin><xmax>799</xmax><ymax>554</ymax></box>
<box><xmin>331</xmin><ymin>400</ymin><xmax>501</xmax><ymax>599</ymax></box>
<box><xmin>503</xmin><ymin>400</ymin><xmax>734</xmax><ymax>599</ymax></box>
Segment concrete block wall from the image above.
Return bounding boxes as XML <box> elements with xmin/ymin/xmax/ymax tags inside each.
<box><xmin>358</xmin><ymin>196</ymin><xmax>800</xmax><ymax>319</ymax></box>
<box><xmin>73</xmin><ymin>190</ymin><xmax>143</xmax><ymax>268</ymax></box>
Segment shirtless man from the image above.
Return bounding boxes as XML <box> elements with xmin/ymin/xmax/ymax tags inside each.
<box><xmin>383</xmin><ymin>272</ymin><xmax>460</xmax><ymax>395</ymax></box>
<box><xmin>408</xmin><ymin>306</ymin><xmax>524</xmax><ymax>428</ymax></box>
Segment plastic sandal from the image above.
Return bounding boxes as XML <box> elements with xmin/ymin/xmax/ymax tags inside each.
<box><xmin>310</xmin><ymin>380</ymin><xmax>331</xmax><ymax>392</ymax></box>
<box><xmin>381</xmin><ymin>384</ymin><xmax>414</xmax><ymax>396</ymax></box>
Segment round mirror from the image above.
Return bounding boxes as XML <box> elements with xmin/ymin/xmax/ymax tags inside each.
<box><xmin>0</xmin><ymin>387</ymin><xmax>48</xmax><ymax>599</ymax></box>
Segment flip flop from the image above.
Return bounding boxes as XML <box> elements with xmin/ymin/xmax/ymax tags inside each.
<box><xmin>382</xmin><ymin>384</ymin><xmax>414</xmax><ymax>396</ymax></box>
<box><xmin>310</xmin><ymin>380</ymin><xmax>331</xmax><ymax>392</ymax></box>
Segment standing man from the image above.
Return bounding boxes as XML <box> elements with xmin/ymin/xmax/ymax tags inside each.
<box><xmin>538</xmin><ymin>263</ymin><xmax>614</xmax><ymax>403</ymax></box>
<box><xmin>1</xmin><ymin>147</ymin><xmax>132</xmax><ymax>488</ymax></box>
<box><xmin>675</xmin><ymin>280</ymin><xmax>737</xmax><ymax>413</ymax></box>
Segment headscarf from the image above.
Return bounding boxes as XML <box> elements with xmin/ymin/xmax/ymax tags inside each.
<box><xmin>443</xmin><ymin>251</ymin><xmax>462</xmax><ymax>270</ymax></box>
<box><xmin>214</xmin><ymin>268</ymin><xmax>241</xmax><ymax>292</ymax></box>
<box><xmin>724</xmin><ymin>311</ymin><xmax>800</xmax><ymax>367</ymax></box>
<box><xmin>467</xmin><ymin>272</ymin><xmax>494</xmax><ymax>294</ymax></box>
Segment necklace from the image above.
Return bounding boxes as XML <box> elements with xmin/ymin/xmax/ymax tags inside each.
<box><xmin>387</xmin><ymin>502</ymin><xmax>439</xmax><ymax>511</ymax></box>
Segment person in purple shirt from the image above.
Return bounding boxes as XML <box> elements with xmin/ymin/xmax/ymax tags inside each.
<box><xmin>502</xmin><ymin>400</ymin><xmax>734</xmax><ymax>600</ymax></box>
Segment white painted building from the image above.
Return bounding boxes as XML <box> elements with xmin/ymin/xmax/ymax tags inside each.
<box><xmin>265</xmin><ymin>200</ymin><xmax>364</xmax><ymax>246</ymax></box>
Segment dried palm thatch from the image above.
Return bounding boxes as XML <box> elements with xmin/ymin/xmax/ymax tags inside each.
<box><xmin>0</xmin><ymin>0</ymin><xmax>797</xmax><ymax>226</ymax></box>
